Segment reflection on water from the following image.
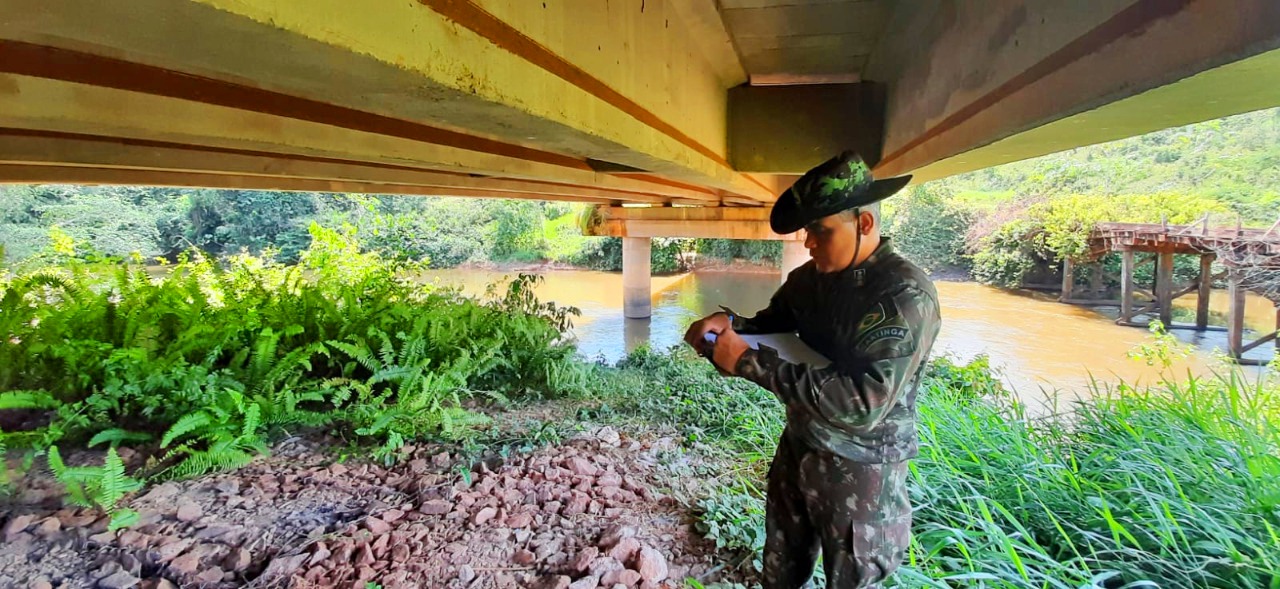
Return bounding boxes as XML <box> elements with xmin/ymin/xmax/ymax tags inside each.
<box><xmin>422</xmin><ymin>269</ymin><xmax>1274</xmax><ymax>406</ymax></box>
<box><xmin>1170</xmin><ymin>289</ymin><xmax>1277</xmax><ymax>333</ymax></box>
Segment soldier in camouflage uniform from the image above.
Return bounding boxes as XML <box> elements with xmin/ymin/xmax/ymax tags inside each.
<box><xmin>685</xmin><ymin>151</ymin><xmax>941</xmax><ymax>588</ymax></box>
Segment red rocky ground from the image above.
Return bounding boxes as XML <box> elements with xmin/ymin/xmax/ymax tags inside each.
<box><xmin>0</xmin><ymin>427</ymin><xmax>751</xmax><ymax>589</ymax></box>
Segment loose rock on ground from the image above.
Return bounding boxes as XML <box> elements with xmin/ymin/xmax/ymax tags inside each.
<box><xmin>0</xmin><ymin>426</ymin><xmax>748</xmax><ymax>588</ymax></box>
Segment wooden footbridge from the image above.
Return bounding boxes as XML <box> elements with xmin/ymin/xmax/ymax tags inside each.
<box><xmin>1061</xmin><ymin>217</ymin><xmax>1280</xmax><ymax>364</ymax></box>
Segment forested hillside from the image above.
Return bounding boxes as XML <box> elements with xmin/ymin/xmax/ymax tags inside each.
<box><xmin>885</xmin><ymin>106</ymin><xmax>1280</xmax><ymax>284</ymax></box>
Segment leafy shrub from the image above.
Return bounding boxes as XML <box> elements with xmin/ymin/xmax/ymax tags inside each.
<box><xmin>696</xmin><ymin>240</ymin><xmax>781</xmax><ymax>265</ymax></box>
<box><xmin>570</xmin><ymin>237</ymin><xmax>695</xmax><ymax>274</ymax></box>
<box><xmin>0</xmin><ymin>224</ymin><xmax>579</xmax><ymax>478</ymax></box>
<box><xmin>695</xmin><ymin>481</ymin><xmax>766</xmax><ymax>571</ymax></box>
<box><xmin>888</xmin><ymin>186</ymin><xmax>974</xmax><ymax>273</ymax></box>
<box><xmin>969</xmin><ymin>221</ymin><xmax>1040</xmax><ymax>287</ymax></box>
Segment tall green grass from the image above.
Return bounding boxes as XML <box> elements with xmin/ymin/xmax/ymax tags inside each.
<box><xmin>602</xmin><ymin>348</ymin><xmax>1280</xmax><ymax>588</ymax></box>
<box><xmin>907</xmin><ymin>367</ymin><xmax>1280</xmax><ymax>588</ymax></box>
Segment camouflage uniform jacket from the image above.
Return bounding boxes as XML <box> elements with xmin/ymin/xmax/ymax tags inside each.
<box><xmin>731</xmin><ymin>239</ymin><xmax>941</xmax><ymax>463</ymax></box>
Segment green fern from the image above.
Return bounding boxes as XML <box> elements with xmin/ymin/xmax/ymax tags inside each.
<box><xmin>3</xmin><ymin>227</ymin><xmax>575</xmax><ymax>486</ymax></box>
<box><xmin>162</xmin><ymin>442</ymin><xmax>256</xmax><ymax>479</ymax></box>
<box><xmin>0</xmin><ymin>390</ymin><xmax>59</xmax><ymax>410</ymax></box>
<box><xmin>87</xmin><ymin>429</ymin><xmax>154</xmax><ymax>448</ymax></box>
<box><xmin>97</xmin><ymin>448</ymin><xmax>135</xmax><ymax>511</ymax></box>
<box><xmin>46</xmin><ymin>446</ymin><xmax>141</xmax><ymax>527</ymax></box>
<box><xmin>46</xmin><ymin>445</ymin><xmax>89</xmax><ymax>506</ymax></box>
<box><xmin>250</xmin><ymin>327</ymin><xmax>281</xmax><ymax>383</ymax></box>
<box><xmin>161</xmin><ymin>412</ymin><xmax>212</xmax><ymax>448</ymax></box>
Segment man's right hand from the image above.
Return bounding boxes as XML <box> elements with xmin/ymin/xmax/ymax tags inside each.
<box><xmin>683</xmin><ymin>312</ymin><xmax>732</xmax><ymax>356</ymax></box>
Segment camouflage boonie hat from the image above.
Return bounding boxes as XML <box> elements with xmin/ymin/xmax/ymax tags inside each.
<box><xmin>770</xmin><ymin>151</ymin><xmax>912</xmax><ymax>234</ymax></box>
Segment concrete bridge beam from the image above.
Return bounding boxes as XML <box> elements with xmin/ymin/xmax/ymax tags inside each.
<box><xmin>870</xmin><ymin>0</ymin><xmax>1280</xmax><ymax>183</ymax></box>
<box><xmin>582</xmin><ymin>206</ymin><xmax>802</xmax><ymax>242</ymax></box>
<box><xmin>0</xmin><ymin>0</ymin><xmax>773</xmax><ymax>203</ymax></box>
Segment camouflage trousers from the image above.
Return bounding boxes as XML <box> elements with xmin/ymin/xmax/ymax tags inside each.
<box><xmin>762</xmin><ymin>434</ymin><xmax>912</xmax><ymax>589</ymax></box>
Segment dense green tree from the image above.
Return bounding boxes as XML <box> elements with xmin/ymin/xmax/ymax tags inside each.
<box><xmin>886</xmin><ymin>185</ymin><xmax>972</xmax><ymax>273</ymax></box>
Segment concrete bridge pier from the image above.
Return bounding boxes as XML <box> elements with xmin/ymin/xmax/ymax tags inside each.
<box><xmin>780</xmin><ymin>241</ymin><xmax>808</xmax><ymax>282</ymax></box>
<box><xmin>583</xmin><ymin>206</ymin><xmax>804</xmax><ymax>318</ymax></box>
<box><xmin>622</xmin><ymin>237</ymin><xmax>652</xmax><ymax>319</ymax></box>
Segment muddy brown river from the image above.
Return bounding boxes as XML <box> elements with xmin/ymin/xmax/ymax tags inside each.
<box><xmin>424</xmin><ymin>269</ymin><xmax>1275</xmax><ymax>409</ymax></box>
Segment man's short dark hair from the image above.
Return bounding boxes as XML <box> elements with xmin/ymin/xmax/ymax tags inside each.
<box><xmin>838</xmin><ymin>203</ymin><xmax>880</xmax><ymax>225</ymax></box>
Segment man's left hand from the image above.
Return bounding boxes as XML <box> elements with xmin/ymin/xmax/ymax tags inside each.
<box><xmin>710</xmin><ymin>328</ymin><xmax>750</xmax><ymax>376</ymax></box>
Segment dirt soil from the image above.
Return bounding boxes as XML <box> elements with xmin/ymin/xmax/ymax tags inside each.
<box><xmin>1</xmin><ymin>426</ymin><xmax>753</xmax><ymax>589</ymax></box>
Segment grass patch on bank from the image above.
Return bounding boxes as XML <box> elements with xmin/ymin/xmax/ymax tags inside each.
<box><xmin>582</xmin><ymin>347</ymin><xmax>1280</xmax><ymax>588</ymax></box>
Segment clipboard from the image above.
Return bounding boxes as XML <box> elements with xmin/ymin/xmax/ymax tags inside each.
<box><xmin>704</xmin><ymin>332</ymin><xmax>832</xmax><ymax>368</ymax></box>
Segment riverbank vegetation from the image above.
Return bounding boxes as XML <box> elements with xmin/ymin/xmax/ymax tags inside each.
<box><xmin>3</xmin><ymin>231</ymin><xmax>1278</xmax><ymax>587</ymax></box>
<box><xmin>884</xmin><ymin>107</ymin><xmax>1280</xmax><ymax>289</ymax></box>
<box><xmin>0</xmin><ymin>185</ymin><xmax>772</xmax><ymax>274</ymax></box>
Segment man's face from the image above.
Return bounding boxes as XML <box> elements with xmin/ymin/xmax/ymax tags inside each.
<box><xmin>803</xmin><ymin>211</ymin><xmax>870</xmax><ymax>273</ymax></box>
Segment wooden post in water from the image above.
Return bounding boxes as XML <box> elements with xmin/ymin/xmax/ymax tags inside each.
<box><xmin>1273</xmin><ymin>304</ymin><xmax>1280</xmax><ymax>354</ymax></box>
<box><xmin>1060</xmin><ymin>258</ymin><xmax>1074</xmax><ymax>302</ymax></box>
<box><xmin>1196</xmin><ymin>254</ymin><xmax>1214</xmax><ymax>330</ymax></box>
<box><xmin>1089</xmin><ymin>262</ymin><xmax>1104</xmax><ymax>299</ymax></box>
<box><xmin>1227</xmin><ymin>270</ymin><xmax>1246</xmax><ymax>359</ymax></box>
<box><xmin>1156</xmin><ymin>252</ymin><xmax>1174</xmax><ymax>326</ymax></box>
<box><xmin>622</xmin><ymin>237</ymin><xmax>652</xmax><ymax>319</ymax></box>
<box><xmin>1120</xmin><ymin>250</ymin><xmax>1135</xmax><ymax>323</ymax></box>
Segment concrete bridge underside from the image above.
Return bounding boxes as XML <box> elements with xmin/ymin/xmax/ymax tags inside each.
<box><xmin>3</xmin><ymin>0</ymin><xmax>1280</xmax><ymax>316</ymax></box>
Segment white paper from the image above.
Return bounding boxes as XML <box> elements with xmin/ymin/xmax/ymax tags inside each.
<box><xmin>740</xmin><ymin>333</ymin><xmax>832</xmax><ymax>368</ymax></box>
<box><xmin>706</xmin><ymin>332</ymin><xmax>831</xmax><ymax>367</ymax></box>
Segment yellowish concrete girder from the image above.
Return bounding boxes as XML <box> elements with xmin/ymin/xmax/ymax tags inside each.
<box><xmin>0</xmin><ymin>164</ymin><xmax>618</xmax><ymax>204</ymax></box>
<box><xmin>0</xmin><ymin>130</ymin><xmax>694</xmax><ymax>205</ymax></box>
<box><xmin>0</xmin><ymin>74</ymin><xmax>731</xmax><ymax>205</ymax></box>
<box><xmin>582</xmin><ymin>205</ymin><xmax>801</xmax><ymax>241</ymax></box>
<box><xmin>904</xmin><ymin>45</ymin><xmax>1280</xmax><ymax>184</ymax></box>
<box><xmin>870</xmin><ymin>0</ymin><xmax>1280</xmax><ymax>180</ymax></box>
<box><xmin>0</xmin><ymin>0</ymin><xmax>775</xmax><ymax>203</ymax></box>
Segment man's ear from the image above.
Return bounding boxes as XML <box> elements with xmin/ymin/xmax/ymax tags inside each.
<box><xmin>859</xmin><ymin>210</ymin><xmax>875</xmax><ymax>235</ymax></box>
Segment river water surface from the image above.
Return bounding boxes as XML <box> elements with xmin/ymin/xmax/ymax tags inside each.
<box><xmin>425</xmin><ymin>268</ymin><xmax>1275</xmax><ymax>407</ymax></box>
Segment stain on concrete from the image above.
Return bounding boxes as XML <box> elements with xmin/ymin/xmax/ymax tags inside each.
<box><xmin>0</xmin><ymin>74</ymin><xmax>19</xmax><ymax>97</ymax></box>
<box><xmin>988</xmin><ymin>4</ymin><xmax>1028</xmax><ymax>52</ymax></box>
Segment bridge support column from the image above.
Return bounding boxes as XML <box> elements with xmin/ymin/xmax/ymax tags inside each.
<box><xmin>1120</xmin><ymin>250</ymin><xmax>1135</xmax><ymax>323</ymax></box>
<box><xmin>780</xmin><ymin>241</ymin><xmax>807</xmax><ymax>282</ymax></box>
<box><xmin>622</xmin><ymin>237</ymin><xmax>652</xmax><ymax>319</ymax></box>
<box><xmin>1060</xmin><ymin>258</ymin><xmax>1074</xmax><ymax>302</ymax></box>
<box><xmin>1156</xmin><ymin>252</ymin><xmax>1174</xmax><ymax>326</ymax></box>
<box><xmin>1196</xmin><ymin>254</ymin><xmax>1214</xmax><ymax>330</ymax></box>
<box><xmin>1227</xmin><ymin>271</ymin><xmax>1246</xmax><ymax>359</ymax></box>
<box><xmin>624</xmin><ymin>315</ymin><xmax>651</xmax><ymax>354</ymax></box>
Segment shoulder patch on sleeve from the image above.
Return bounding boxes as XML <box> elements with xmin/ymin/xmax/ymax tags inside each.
<box><xmin>856</xmin><ymin>302</ymin><xmax>888</xmax><ymax>331</ymax></box>
<box><xmin>851</xmin><ymin>294</ymin><xmax>917</xmax><ymax>353</ymax></box>
<box><xmin>857</xmin><ymin>324</ymin><xmax>910</xmax><ymax>348</ymax></box>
